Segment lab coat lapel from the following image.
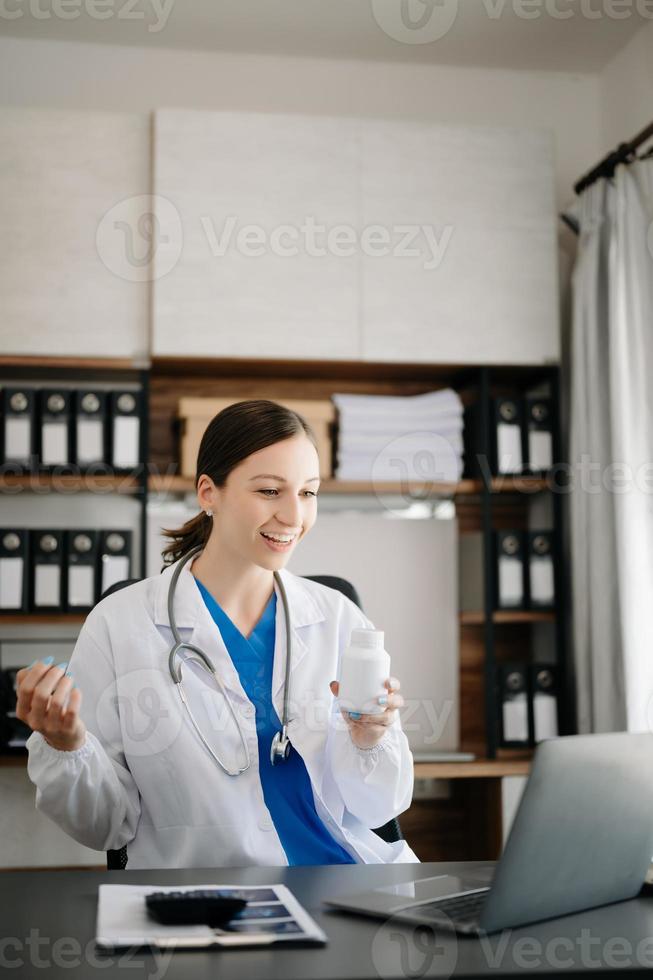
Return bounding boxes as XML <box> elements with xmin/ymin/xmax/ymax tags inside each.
<box><xmin>270</xmin><ymin>567</ymin><xmax>326</xmax><ymax>713</ymax></box>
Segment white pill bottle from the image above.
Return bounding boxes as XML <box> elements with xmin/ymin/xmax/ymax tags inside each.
<box><xmin>337</xmin><ymin>628</ymin><xmax>391</xmax><ymax>715</ymax></box>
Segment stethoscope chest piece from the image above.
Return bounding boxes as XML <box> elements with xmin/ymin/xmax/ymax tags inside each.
<box><xmin>270</xmin><ymin>726</ymin><xmax>291</xmax><ymax>765</ymax></box>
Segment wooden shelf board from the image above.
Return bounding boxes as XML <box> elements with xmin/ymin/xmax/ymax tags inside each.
<box><xmin>0</xmin><ymin>613</ymin><xmax>86</xmax><ymax>625</ymax></box>
<box><xmin>149</xmin><ymin>474</ymin><xmax>471</xmax><ymax>496</ymax></box>
<box><xmin>0</xmin><ymin>474</ymin><xmax>141</xmax><ymax>494</ymax></box>
<box><xmin>148</xmin><ymin>474</ymin><xmax>550</xmax><ymax>497</ymax></box>
<box><xmin>460</xmin><ymin>610</ymin><xmax>556</xmax><ymax>625</ymax></box>
<box><xmin>150</xmin><ymin>355</ymin><xmax>556</xmax><ymax>384</ymax></box>
<box><xmin>0</xmin><ymin>754</ymin><xmax>27</xmax><ymax>766</ymax></box>
<box><xmin>148</xmin><ymin>474</ymin><xmax>203</xmax><ymax>494</ymax></box>
<box><xmin>150</xmin><ymin>355</ymin><xmax>481</xmax><ymax>383</ymax></box>
<box><xmin>0</xmin><ymin>355</ymin><xmax>148</xmax><ymax>372</ymax></box>
<box><xmin>318</xmin><ymin>479</ymin><xmax>470</xmax><ymax>496</ymax></box>
<box><xmin>415</xmin><ymin>757</ymin><xmax>531</xmax><ymax>778</ymax></box>
<box><xmin>489</xmin><ymin>476</ymin><xmax>550</xmax><ymax>494</ymax></box>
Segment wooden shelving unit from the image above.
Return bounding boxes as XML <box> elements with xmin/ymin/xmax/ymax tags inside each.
<box><xmin>0</xmin><ymin>754</ymin><xmax>29</xmax><ymax>767</ymax></box>
<box><xmin>149</xmin><ymin>473</ymin><xmax>469</xmax><ymax>496</ymax></box>
<box><xmin>0</xmin><ymin>356</ymin><xmax>148</xmax><ymax>373</ymax></box>
<box><xmin>0</xmin><ymin>355</ymin><xmax>149</xmax><ymax>574</ymax></box>
<box><xmin>460</xmin><ymin>610</ymin><xmax>556</xmax><ymax>625</ymax></box>
<box><xmin>414</xmin><ymin>757</ymin><xmax>531</xmax><ymax>779</ymax></box>
<box><xmin>0</xmin><ymin>356</ymin><xmax>150</xmax><ymax>767</ymax></box>
<box><xmin>0</xmin><ymin>474</ymin><xmax>141</xmax><ymax>494</ymax></box>
<box><xmin>0</xmin><ymin>613</ymin><xmax>86</xmax><ymax>626</ymax></box>
<box><xmin>1</xmin><ymin>353</ymin><xmax>568</xmax><ymax>863</ymax></box>
<box><xmin>148</xmin><ymin>473</ymin><xmax>552</xmax><ymax>497</ymax></box>
<box><xmin>146</xmin><ymin>354</ymin><xmax>569</xmax><ymax>776</ymax></box>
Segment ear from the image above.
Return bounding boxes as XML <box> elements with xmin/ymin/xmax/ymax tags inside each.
<box><xmin>196</xmin><ymin>474</ymin><xmax>218</xmax><ymax>514</ymax></box>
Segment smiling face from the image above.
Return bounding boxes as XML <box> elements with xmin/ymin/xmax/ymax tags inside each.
<box><xmin>198</xmin><ymin>434</ymin><xmax>320</xmax><ymax>572</ymax></box>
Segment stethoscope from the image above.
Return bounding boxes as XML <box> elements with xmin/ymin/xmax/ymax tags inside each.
<box><xmin>167</xmin><ymin>545</ymin><xmax>293</xmax><ymax>776</ymax></box>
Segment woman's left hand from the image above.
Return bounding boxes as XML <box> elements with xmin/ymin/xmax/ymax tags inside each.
<box><xmin>329</xmin><ymin>677</ymin><xmax>405</xmax><ymax>750</ymax></box>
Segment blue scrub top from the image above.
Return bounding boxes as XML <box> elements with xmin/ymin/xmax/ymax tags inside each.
<box><xmin>193</xmin><ymin>576</ymin><xmax>357</xmax><ymax>866</ymax></box>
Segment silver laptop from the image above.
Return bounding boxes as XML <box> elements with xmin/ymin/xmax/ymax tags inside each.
<box><xmin>325</xmin><ymin>732</ymin><xmax>653</xmax><ymax>934</ymax></box>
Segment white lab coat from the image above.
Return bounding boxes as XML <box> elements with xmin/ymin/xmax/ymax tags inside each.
<box><xmin>26</xmin><ymin>556</ymin><xmax>420</xmax><ymax>868</ymax></box>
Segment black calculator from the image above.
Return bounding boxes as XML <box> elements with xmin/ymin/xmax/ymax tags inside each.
<box><xmin>145</xmin><ymin>889</ymin><xmax>247</xmax><ymax>927</ymax></box>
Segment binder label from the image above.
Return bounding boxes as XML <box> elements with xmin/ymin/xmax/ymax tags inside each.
<box><xmin>34</xmin><ymin>565</ymin><xmax>61</xmax><ymax>606</ymax></box>
<box><xmin>499</xmin><ymin>556</ymin><xmax>524</xmax><ymax>606</ymax></box>
<box><xmin>68</xmin><ymin>565</ymin><xmax>95</xmax><ymax>607</ymax></box>
<box><xmin>530</xmin><ymin>559</ymin><xmax>555</xmax><ymax>604</ymax></box>
<box><xmin>101</xmin><ymin>554</ymin><xmax>130</xmax><ymax>595</ymax></box>
<box><xmin>529</xmin><ymin>429</ymin><xmax>553</xmax><ymax>471</ymax></box>
<box><xmin>0</xmin><ymin>557</ymin><xmax>24</xmax><ymax>609</ymax></box>
<box><xmin>113</xmin><ymin>416</ymin><xmax>139</xmax><ymax>469</ymax></box>
<box><xmin>6</xmin><ymin>417</ymin><xmax>31</xmax><ymax>461</ymax></box>
<box><xmin>42</xmin><ymin>421</ymin><xmax>69</xmax><ymax>466</ymax></box>
<box><xmin>77</xmin><ymin>418</ymin><xmax>104</xmax><ymax>465</ymax></box>
<box><xmin>497</xmin><ymin>423</ymin><xmax>523</xmax><ymax>474</ymax></box>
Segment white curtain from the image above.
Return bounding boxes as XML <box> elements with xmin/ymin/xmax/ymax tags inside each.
<box><xmin>569</xmin><ymin>157</ymin><xmax>653</xmax><ymax>734</ymax></box>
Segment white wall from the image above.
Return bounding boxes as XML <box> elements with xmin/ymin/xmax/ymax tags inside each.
<box><xmin>599</xmin><ymin>22</ymin><xmax>653</xmax><ymax>152</ymax></box>
<box><xmin>0</xmin><ymin>36</ymin><xmax>600</xmax><ymax>212</ymax></box>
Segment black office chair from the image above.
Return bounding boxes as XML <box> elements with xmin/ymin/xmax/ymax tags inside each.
<box><xmin>103</xmin><ymin>573</ymin><xmax>403</xmax><ymax>870</ymax></box>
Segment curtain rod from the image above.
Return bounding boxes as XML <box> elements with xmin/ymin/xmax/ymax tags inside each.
<box><xmin>574</xmin><ymin>119</ymin><xmax>653</xmax><ymax>195</ymax></box>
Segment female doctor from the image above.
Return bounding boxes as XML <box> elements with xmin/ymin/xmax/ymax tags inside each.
<box><xmin>16</xmin><ymin>399</ymin><xmax>419</xmax><ymax>869</ymax></box>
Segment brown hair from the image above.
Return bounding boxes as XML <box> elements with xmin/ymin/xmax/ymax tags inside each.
<box><xmin>161</xmin><ymin>399</ymin><xmax>318</xmax><ymax>568</ymax></box>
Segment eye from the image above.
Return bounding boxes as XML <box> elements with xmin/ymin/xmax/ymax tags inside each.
<box><xmin>257</xmin><ymin>489</ymin><xmax>319</xmax><ymax>498</ymax></box>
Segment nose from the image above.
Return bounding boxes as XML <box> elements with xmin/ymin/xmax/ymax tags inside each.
<box><xmin>275</xmin><ymin>495</ymin><xmax>303</xmax><ymax>531</ymax></box>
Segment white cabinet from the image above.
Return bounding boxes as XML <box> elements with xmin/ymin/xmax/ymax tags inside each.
<box><xmin>0</xmin><ymin>108</ymin><xmax>559</xmax><ymax>366</ymax></box>
<box><xmin>0</xmin><ymin>108</ymin><xmax>150</xmax><ymax>360</ymax></box>
<box><xmin>152</xmin><ymin>110</ymin><xmax>360</xmax><ymax>360</ymax></box>
<box><xmin>359</xmin><ymin>121</ymin><xmax>559</xmax><ymax>365</ymax></box>
<box><xmin>153</xmin><ymin>110</ymin><xmax>559</xmax><ymax>365</ymax></box>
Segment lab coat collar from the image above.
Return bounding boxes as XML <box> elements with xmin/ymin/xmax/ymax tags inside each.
<box><xmin>153</xmin><ymin>555</ymin><xmax>327</xmax><ymax>706</ymax></box>
<box><xmin>152</xmin><ymin>555</ymin><xmax>325</xmax><ymax>631</ymax></box>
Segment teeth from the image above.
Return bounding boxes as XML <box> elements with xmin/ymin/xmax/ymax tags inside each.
<box><xmin>261</xmin><ymin>532</ymin><xmax>295</xmax><ymax>543</ymax></box>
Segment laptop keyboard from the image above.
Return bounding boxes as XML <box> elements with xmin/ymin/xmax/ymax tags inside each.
<box><xmin>412</xmin><ymin>890</ymin><xmax>488</xmax><ymax>924</ymax></box>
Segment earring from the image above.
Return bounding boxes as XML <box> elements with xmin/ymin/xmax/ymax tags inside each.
<box><xmin>205</xmin><ymin>509</ymin><xmax>213</xmax><ymax>517</ymax></box>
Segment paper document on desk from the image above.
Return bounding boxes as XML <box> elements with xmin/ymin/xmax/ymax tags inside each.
<box><xmin>96</xmin><ymin>883</ymin><xmax>328</xmax><ymax>950</ymax></box>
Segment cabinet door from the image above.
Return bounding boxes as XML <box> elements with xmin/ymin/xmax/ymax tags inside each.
<box><xmin>360</xmin><ymin>121</ymin><xmax>559</xmax><ymax>365</ymax></box>
<box><xmin>152</xmin><ymin>110</ymin><xmax>359</xmax><ymax>361</ymax></box>
<box><xmin>0</xmin><ymin>108</ymin><xmax>149</xmax><ymax>360</ymax></box>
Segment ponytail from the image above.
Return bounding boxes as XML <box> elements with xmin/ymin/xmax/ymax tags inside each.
<box><xmin>160</xmin><ymin>510</ymin><xmax>211</xmax><ymax>570</ymax></box>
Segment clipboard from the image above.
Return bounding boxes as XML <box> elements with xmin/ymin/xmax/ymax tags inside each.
<box><xmin>96</xmin><ymin>883</ymin><xmax>328</xmax><ymax>950</ymax></box>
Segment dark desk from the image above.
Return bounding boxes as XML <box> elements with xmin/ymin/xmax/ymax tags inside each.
<box><xmin>4</xmin><ymin>861</ymin><xmax>653</xmax><ymax>978</ymax></box>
